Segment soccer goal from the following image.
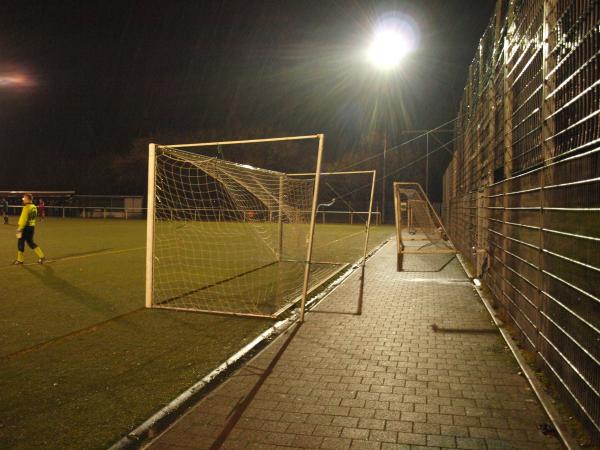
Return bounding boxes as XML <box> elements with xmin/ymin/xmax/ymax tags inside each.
<box><xmin>145</xmin><ymin>135</ymin><xmax>348</xmax><ymax>319</ymax></box>
<box><xmin>393</xmin><ymin>182</ymin><xmax>456</xmax><ymax>271</ymax></box>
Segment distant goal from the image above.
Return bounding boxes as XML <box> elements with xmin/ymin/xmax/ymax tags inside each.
<box><xmin>393</xmin><ymin>182</ymin><xmax>456</xmax><ymax>271</ymax></box>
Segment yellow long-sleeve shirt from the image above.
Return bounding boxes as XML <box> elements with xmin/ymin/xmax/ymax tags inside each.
<box><xmin>18</xmin><ymin>204</ymin><xmax>38</xmax><ymax>230</ymax></box>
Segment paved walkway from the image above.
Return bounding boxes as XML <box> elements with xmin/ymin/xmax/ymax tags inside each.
<box><xmin>148</xmin><ymin>240</ymin><xmax>563</xmax><ymax>450</ymax></box>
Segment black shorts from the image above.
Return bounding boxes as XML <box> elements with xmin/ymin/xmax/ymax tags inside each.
<box><xmin>18</xmin><ymin>226</ymin><xmax>37</xmax><ymax>251</ymax></box>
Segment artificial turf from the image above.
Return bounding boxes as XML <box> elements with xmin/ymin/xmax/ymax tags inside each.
<box><xmin>0</xmin><ymin>217</ymin><xmax>393</xmax><ymax>449</ymax></box>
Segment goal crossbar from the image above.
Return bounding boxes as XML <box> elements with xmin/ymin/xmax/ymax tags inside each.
<box><xmin>160</xmin><ymin>134</ymin><xmax>322</xmax><ymax>149</ymax></box>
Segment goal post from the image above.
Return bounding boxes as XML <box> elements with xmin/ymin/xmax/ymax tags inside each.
<box><xmin>145</xmin><ymin>143</ymin><xmax>157</xmax><ymax>308</ymax></box>
<box><xmin>145</xmin><ymin>135</ymin><xmax>337</xmax><ymax>319</ymax></box>
<box><xmin>393</xmin><ymin>182</ymin><xmax>456</xmax><ymax>271</ymax></box>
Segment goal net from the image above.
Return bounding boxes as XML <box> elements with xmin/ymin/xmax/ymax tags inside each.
<box><xmin>393</xmin><ymin>182</ymin><xmax>456</xmax><ymax>272</ymax></box>
<box><xmin>145</xmin><ymin>135</ymin><xmax>347</xmax><ymax>318</ymax></box>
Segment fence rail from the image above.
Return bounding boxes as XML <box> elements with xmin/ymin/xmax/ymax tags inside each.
<box><xmin>443</xmin><ymin>0</ymin><xmax>599</xmax><ymax>443</ymax></box>
<box><xmin>3</xmin><ymin>205</ymin><xmax>381</xmax><ymax>225</ymax></box>
<box><xmin>4</xmin><ymin>205</ymin><xmax>146</xmax><ymax>220</ymax></box>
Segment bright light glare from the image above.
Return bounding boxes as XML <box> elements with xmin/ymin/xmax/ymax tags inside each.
<box><xmin>368</xmin><ymin>29</ymin><xmax>412</xmax><ymax>70</ymax></box>
<box><xmin>0</xmin><ymin>71</ymin><xmax>35</xmax><ymax>89</ymax></box>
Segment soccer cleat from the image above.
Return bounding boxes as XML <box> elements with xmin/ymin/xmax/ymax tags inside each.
<box><xmin>38</xmin><ymin>257</ymin><xmax>46</xmax><ymax>264</ymax></box>
<box><xmin>12</xmin><ymin>260</ymin><xmax>23</xmax><ymax>265</ymax></box>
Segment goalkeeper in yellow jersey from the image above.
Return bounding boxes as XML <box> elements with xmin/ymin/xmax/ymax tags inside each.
<box><xmin>13</xmin><ymin>193</ymin><xmax>46</xmax><ymax>265</ymax></box>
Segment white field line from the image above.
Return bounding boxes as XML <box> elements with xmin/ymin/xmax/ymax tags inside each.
<box><xmin>314</xmin><ymin>229</ymin><xmax>366</xmax><ymax>250</ymax></box>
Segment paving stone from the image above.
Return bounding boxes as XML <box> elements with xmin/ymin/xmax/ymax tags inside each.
<box><xmin>374</xmin><ymin>409</ymin><xmax>400</xmax><ymax>421</ymax></box>
<box><xmin>341</xmin><ymin>428</ymin><xmax>370</xmax><ymax>440</ymax></box>
<box><xmin>292</xmin><ymin>434</ymin><xmax>324</xmax><ymax>448</ymax></box>
<box><xmin>395</xmin><ymin>432</ymin><xmax>427</xmax><ymax>445</ymax></box>
<box><xmin>380</xmin><ymin>445</ymin><xmax>410</xmax><ymax>450</ymax></box>
<box><xmin>455</xmin><ymin>436</ymin><xmax>487</xmax><ymax>449</ymax></box>
<box><xmin>440</xmin><ymin>424</ymin><xmax>469</xmax><ymax>438</ymax></box>
<box><xmin>147</xmin><ymin>240</ymin><xmax>565</xmax><ymax>450</ymax></box>
<box><xmin>413</xmin><ymin>422</ymin><xmax>441</xmax><ymax>435</ymax></box>
<box><xmin>332</xmin><ymin>416</ymin><xmax>361</xmax><ymax>428</ymax></box>
<box><xmin>451</xmin><ymin>415</ymin><xmax>480</xmax><ymax>428</ymax></box>
<box><xmin>400</xmin><ymin>412</ymin><xmax>427</xmax><ymax>423</ymax></box>
<box><xmin>320</xmin><ymin>436</ymin><xmax>352</xmax><ymax>449</ymax></box>
<box><xmin>349</xmin><ymin>440</ymin><xmax>382</xmax><ymax>450</ymax></box>
<box><xmin>469</xmin><ymin>426</ymin><xmax>499</xmax><ymax>439</ymax></box>
<box><xmin>427</xmin><ymin>414</ymin><xmax>454</xmax><ymax>425</ymax></box>
<box><xmin>262</xmin><ymin>431</ymin><xmax>296</xmax><ymax>446</ymax></box>
<box><xmin>368</xmin><ymin>429</ymin><xmax>398</xmax><ymax>443</ymax></box>
<box><xmin>313</xmin><ymin>424</ymin><xmax>343</xmax><ymax>437</ymax></box>
<box><xmin>385</xmin><ymin>420</ymin><xmax>414</xmax><ymax>433</ymax></box>
<box><xmin>306</xmin><ymin>414</ymin><xmax>334</xmax><ymax>425</ymax></box>
<box><xmin>350</xmin><ymin>408</ymin><xmax>377</xmax><ymax>419</ymax></box>
<box><xmin>357</xmin><ymin>417</ymin><xmax>386</xmax><ymax>430</ymax></box>
<box><xmin>286</xmin><ymin>422</ymin><xmax>317</xmax><ymax>435</ymax></box>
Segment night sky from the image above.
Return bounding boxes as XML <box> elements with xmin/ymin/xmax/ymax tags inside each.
<box><xmin>1</xmin><ymin>0</ymin><xmax>496</xmax><ymax>199</ymax></box>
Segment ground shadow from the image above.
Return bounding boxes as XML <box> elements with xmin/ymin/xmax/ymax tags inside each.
<box><xmin>25</xmin><ymin>264</ymin><xmax>116</xmax><ymax>315</ymax></box>
<box><xmin>209</xmin><ymin>322</ymin><xmax>303</xmax><ymax>450</ymax></box>
<box><xmin>2</xmin><ymin>265</ymin><xmax>144</xmax><ymax>359</ymax></box>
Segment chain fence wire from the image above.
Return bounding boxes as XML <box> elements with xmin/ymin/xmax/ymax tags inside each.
<box><xmin>443</xmin><ymin>0</ymin><xmax>599</xmax><ymax>442</ymax></box>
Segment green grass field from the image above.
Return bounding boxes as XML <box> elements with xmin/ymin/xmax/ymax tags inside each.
<box><xmin>0</xmin><ymin>217</ymin><xmax>393</xmax><ymax>449</ymax></box>
<box><xmin>152</xmin><ymin>220</ymin><xmax>382</xmax><ymax>316</ymax></box>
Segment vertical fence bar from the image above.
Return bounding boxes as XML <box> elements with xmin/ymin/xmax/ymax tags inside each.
<box><xmin>277</xmin><ymin>175</ymin><xmax>284</xmax><ymax>261</ymax></box>
<box><xmin>393</xmin><ymin>183</ymin><xmax>403</xmax><ymax>271</ymax></box>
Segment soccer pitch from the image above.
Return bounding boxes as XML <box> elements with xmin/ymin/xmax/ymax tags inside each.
<box><xmin>0</xmin><ymin>217</ymin><xmax>393</xmax><ymax>449</ymax></box>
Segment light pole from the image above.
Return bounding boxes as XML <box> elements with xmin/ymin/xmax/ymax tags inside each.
<box><xmin>382</xmin><ymin>134</ymin><xmax>387</xmax><ymax>223</ymax></box>
<box><xmin>426</xmin><ymin>131</ymin><xmax>429</xmax><ymax>197</ymax></box>
<box><xmin>367</xmin><ymin>20</ymin><xmax>417</xmax><ymax>223</ymax></box>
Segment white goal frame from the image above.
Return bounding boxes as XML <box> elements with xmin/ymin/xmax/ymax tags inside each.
<box><xmin>145</xmin><ymin>135</ymin><xmax>325</xmax><ymax>321</ymax></box>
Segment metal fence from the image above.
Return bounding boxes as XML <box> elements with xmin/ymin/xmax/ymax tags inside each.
<box><xmin>443</xmin><ymin>0</ymin><xmax>599</xmax><ymax>442</ymax></box>
<box><xmin>4</xmin><ymin>205</ymin><xmax>146</xmax><ymax>220</ymax></box>
<box><xmin>3</xmin><ymin>205</ymin><xmax>383</xmax><ymax>226</ymax></box>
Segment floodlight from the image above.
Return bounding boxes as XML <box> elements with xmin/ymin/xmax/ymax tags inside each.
<box><xmin>368</xmin><ymin>28</ymin><xmax>412</xmax><ymax>70</ymax></box>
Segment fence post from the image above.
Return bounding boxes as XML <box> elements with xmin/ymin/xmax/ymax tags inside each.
<box><xmin>537</xmin><ymin>0</ymin><xmax>558</xmax><ymax>362</ymax></box>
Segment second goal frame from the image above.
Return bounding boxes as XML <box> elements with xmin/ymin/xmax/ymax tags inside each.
<box><xmin>289</xmin><ymin>169</ymin><xmax>378</xmax><ymax>316</ymax></box>
<box><xmin>393</xmin><ymin>181</ymin><xmax>456</xmax><ymax>272</ymax></box>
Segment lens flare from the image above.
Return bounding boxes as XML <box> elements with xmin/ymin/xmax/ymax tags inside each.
<box><xmin>0</xmin><ymin>71</ymin><xmax>35</xmax><ymax>88</ymax></box>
